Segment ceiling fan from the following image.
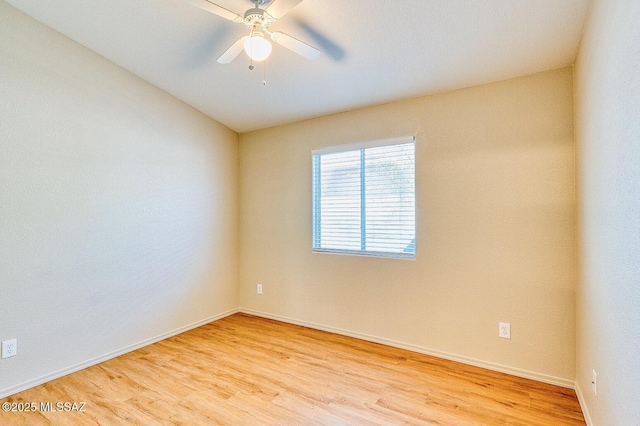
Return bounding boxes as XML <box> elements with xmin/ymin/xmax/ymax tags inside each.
<box><xmin>182</xmin><ymin>0</ymin><xmax>321</xmax><ymax>64</ymax></box>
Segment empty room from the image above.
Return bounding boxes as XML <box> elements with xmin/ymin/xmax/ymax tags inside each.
<box><xmin>1</xmin><ymin>0</ymin><xmax>638</xmax><ymax>424</ymax></box>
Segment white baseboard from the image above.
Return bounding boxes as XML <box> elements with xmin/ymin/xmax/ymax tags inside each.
<box><xmin>239</xmin><ymin>307</ymin><xmax>576</xmax><ymax>389</ymax></box>
<box><xmin>0</xmin><ymin>308</ymin><xmax>239</xmax><ymax>400</ymax></box>
<box><xmin>574</xmin><ymin>382</ymin><xmax>594</xmax><ymax>426</ymax></box>
<box><xmin>2</xmin><ymin>307</ymin><xmax>582</xmax><ymax>407</ymax></box>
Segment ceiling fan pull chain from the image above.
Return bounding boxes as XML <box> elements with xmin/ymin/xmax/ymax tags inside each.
<box><xmin>263</xmin><ymin>59</ymin><xmax>267</xmax><ymax>85</ymax></box>
<box><xmin>248</xmin><ymin>24</ymin><xmax>255</xmax><ymax>70</ymax></box>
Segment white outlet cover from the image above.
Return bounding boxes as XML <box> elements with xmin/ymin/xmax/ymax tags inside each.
<box><xmin>2</xmin><ymin>339</ymin><xmax>17</xmax><ymax>358</ymax></box>
<box><xmin>499</xmin><ymin>322</ymin><xmax>511</xmax><ymax>339</ymax></box>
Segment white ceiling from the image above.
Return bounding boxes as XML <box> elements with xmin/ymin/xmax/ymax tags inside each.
<box><xmin>5</xmin><ymin>0</ymin><xmax>591</xmax><ymax>133</ymax></box>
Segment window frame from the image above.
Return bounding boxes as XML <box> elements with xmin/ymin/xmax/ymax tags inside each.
<box><xmin>311</xmin><ymin>135</ymin><xmax>416</xmax><ymax>260</ymax></box>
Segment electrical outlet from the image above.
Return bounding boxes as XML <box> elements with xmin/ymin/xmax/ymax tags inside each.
<box><xmin>498</xmin><ymin>322</ymin><xmax>511</xmax><ymax>339</ymax></box>
<box><xmin>1</xmin><ymin>339</ymin><xmax>17</xmax><ymax>358</ymax></box>
<box><xmin>257</xmin><ymin>283</ymin><xmax>263</xmax><ymax>295</ymax></box>
<box><xmin>592</xmin><ymin>370</ymin><xmax>597</xmax><ymax>395</ymax></box>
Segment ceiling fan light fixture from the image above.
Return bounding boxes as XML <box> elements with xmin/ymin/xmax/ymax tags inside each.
<box><xmin>244</xmin><ymin>32</ymin><xmax>272</xmax><ymax>61</ymax></box>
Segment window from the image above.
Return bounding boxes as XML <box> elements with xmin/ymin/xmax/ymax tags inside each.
<box><xmin>312</xmin><ymin>136</ymin><xmax>416</xmax><ymax>259</ymax></box>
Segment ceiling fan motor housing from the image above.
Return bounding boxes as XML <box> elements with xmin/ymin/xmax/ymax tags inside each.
<box><xmin>243</xmin><ymin>7</ymin><xmax>274</xmax><ymax>28</ymax></box>
<box><xmin>244</xmin><ymin>7</ymin><xmax>264</xmax><ymax>21</ymax></box>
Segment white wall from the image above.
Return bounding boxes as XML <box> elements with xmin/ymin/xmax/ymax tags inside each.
<box><xmin>574</xmin><ymin>0</ymin><xmax>640</xmax><ymax>424</ymax></box>
<box><xmin>239</xmin><ymin>68</ymin><xmax>577</xmax><ymax>385</ymax></box>
<box><xmin>0</xmin><ymin>2</ymin><xmax>239</xmax><ymax>397</ymax></box>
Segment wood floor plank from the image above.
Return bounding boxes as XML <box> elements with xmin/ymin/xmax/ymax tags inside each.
<box><xmin>0</xmin><ymin>313</ymin><xmax>585</xmax><ymax>425</ymax></box>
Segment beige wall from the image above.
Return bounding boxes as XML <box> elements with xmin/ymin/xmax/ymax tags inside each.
<box><xmin>239</xmin><ymin>68</ymin><xmax>577</xmax><ymax>384</ymax></box>
<box><xmin>574</xmin><ymin>0</ymin><xmax>640</xmax><ymax>424</ymax></box>
<box><xmin>0</xmin><ymin>2</ymin><xmax>238</xmax><ymax>397</ymax></box>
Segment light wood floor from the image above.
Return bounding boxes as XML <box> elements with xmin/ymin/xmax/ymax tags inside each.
<box><xmin>1</xmin><ymin>313</ymin><xmax>585</xmax><ymax>425</ymax></box>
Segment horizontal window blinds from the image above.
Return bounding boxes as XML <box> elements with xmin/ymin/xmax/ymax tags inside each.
<box><xmin>312</xmin><ymin>136</ymin><xmax>415</xmax><ymax>259</ymax></box>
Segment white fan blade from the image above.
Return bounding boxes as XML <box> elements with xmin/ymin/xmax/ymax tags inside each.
<box><xmin>217</xmin><ymin>36</ymin><xmax>248</xmax><ymax>64</ymax></box>
<box><xmin>180</xmin><ymin>0</ymin><xmax>242</xmax><ymax>22</ymax></box>
<box><xmin>265</xmin><ymin>0</ymin><xmax>303</xmax><ymax>20</ymax></box>
<box><xmin>271</xmin><ymin>32</ymin><xmax>320</xmax><ymax>60</ymax></box>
